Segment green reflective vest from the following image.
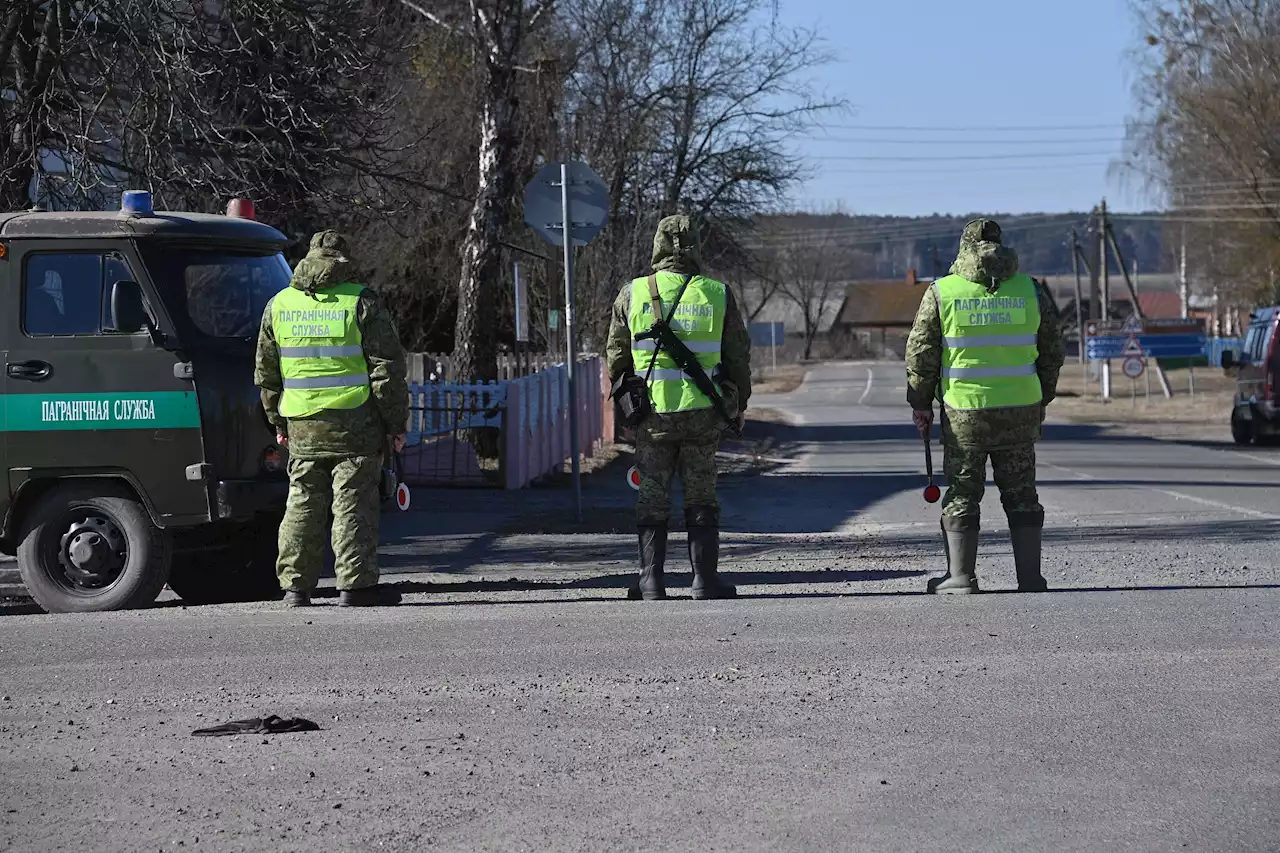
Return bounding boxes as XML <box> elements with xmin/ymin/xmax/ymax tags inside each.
<box><xmin>628</xmin><ymin>272</ymin><xmax>726</xmax><ymax>413</ymax></box>
<box><xmin>935</xmin><ymin>273</ymin><xmax>1042</xmax><ymax>410</ymax></box>
<box><xmin>273</xmin><ymin>283</ymin><xmax>370</xmax><ymax>419</ymax></box>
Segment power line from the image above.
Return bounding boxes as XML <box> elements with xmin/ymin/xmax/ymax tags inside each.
<box><xmin>1110</xmin><ymin>214</ymin><xmax>1280</xmax><ymax>224</ymax></box>
<box><xmin>803</xmin><ymin>136</ymin><xmax>1127</xmax><ymax>146</ymax></box>
<box><xmin>748</xmin><ymin>214</ymin><xmax>1090</xmax><ymax>248</ymax></box>
<box><xmin>817</xmin><ymin>161</ymin><xmax>1114</xmax><ymax>175</ymax></box>
<box><xmin>816</xmin><ymin>123</ymin><xmax>1131</xmax><ymax>132</ymax></box>
<box><xmin>806</xmin><ymin>151</ymin><xmax>1120</xmax><ymax>162</ymax></box>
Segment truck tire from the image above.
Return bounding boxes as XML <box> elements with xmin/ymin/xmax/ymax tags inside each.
<box><xmin>17</xmin><ymin>484</ymin><xmax>171</xmax><ymax>613</ymax></box>
<box><xmin>166</xmin><ymin>517</ymin><xmax>281</xmax><ymax>605</ymax></box>
<box><xmin>1231</xmin><ymin>409</ymin><xmax>1254</xmax><ymax>445</ymax></box>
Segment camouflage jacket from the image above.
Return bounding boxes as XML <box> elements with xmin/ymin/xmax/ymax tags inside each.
<box><xmin>255</xmin><ymin>286</ymin><xmax>408</xmax><ymax>459</ymax></box>
<box><xmin>906</xmin><ymin>278</ymin><xmax>1065</xmax><ymax>448</ymax></box>
<box><xmin>605</xmin><ymin>280</ymin><xmax>752</xmax><ymax>413</ymax></box>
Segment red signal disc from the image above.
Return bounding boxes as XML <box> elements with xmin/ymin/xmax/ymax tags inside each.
<box><xmin>396</xmin><ymin>482</ymin><xmax>411</xmax><ymax>511</ymax></box>
<box><xmin>923</xmin><ymin>484</ymin><xmax>941</xmax><ymax>503</ymax></box>
<box><xmin>627</xmin><ymin>466</ymin><xmax>641</xmax><ymax>490</ymax></box>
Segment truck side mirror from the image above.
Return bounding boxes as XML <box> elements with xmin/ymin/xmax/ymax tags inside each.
<box><xmin>110</xmin><ymin>280</ymin><xmax>146</xmax><ymax>334</ymax></box>
<box><xmin>1221</xmin><ymin>350</ymin><xmax>1235</xmax><ymax>369</ymax></box>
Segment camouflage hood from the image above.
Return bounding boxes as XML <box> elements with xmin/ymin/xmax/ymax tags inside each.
<box><xmin>651</xmin><ymin>215</ymin><xmax>703</xmax><ymax>275</ymax></box>
<box><xmin>950</xmin><ymin>218</ymin><xmax>1019</xmax><ymax>292</ymax></box>
<box><xmin>291</xmin><ymin>230</ymin><xmax>354</xmax><ymax>294</ymax></box>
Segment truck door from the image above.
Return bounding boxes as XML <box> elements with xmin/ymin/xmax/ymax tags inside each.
<box><xmin>4</xmin><ymin>242</ymin><xmax>211</xmax><ymax>526</ymax></box>
<box><xmin>0</xmin><ymin>242</ymin><xmax>9</xmax><ymax>516</ymax></box>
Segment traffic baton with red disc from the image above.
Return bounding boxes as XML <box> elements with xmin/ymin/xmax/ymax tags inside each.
<box><xmin>923</xmin><ymin>438</ymin><xmax>941</xmax><ymax>504</ymax></box>
<box><xmin>626</xmin><ymin>465</ymin><xmax>641</xmax><ymax>491</ymax></box>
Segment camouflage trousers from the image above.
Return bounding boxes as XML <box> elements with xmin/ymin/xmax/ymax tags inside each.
<box><xmin>941</xmin><ymin>442</ymin><xmax>1043</xmax><ymax>529</ymax></box>
<box><xmin>277</xmin><ymin>454</ymin><xmax>382</xmax><ymax>592</ymax></box>
<box><xmin>635</xmin><ymin>408</ymin><xmax>724</xmax><ymax>526</ymax></box>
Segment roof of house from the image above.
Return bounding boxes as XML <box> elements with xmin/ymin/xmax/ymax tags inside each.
<box><xmin>832</xmin><ymin>279</ymin><xmax>932</xmax><ymax>328</ymax></box>
<box><xmin>1137</xmin><ymin>291</ymin><xmax>1184</xmax><ymax>318</ymax></box>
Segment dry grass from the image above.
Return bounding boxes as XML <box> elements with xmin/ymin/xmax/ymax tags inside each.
<box><xmin>1048</xmin><ymin>363</ymin><xmax>1233</xmax><ymax>438</ymax></box>
<box><xmin>746</xmin><ymin>406</ymin><xmax>794</xmax><ymax>426</ymax></box>
<box><xmin>751</xmin><ymin>363</ymin><xmax>807</xmax><ymax>395</ymax></box>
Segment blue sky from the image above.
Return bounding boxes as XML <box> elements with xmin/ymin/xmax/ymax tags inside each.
<box><xmin>779</xmin><ymin>0</ymin><xmax>1149</xmax><ymax>216</ymax></box>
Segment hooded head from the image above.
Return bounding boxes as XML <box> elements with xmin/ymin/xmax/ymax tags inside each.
<box><xmin>950</xmin><ymin>217</ymin><xmax>1019</xmax><ymax>292</ymax></box>
<box><xmin>290</xmin><ymin>229</ymin><xmax>354</xmax><ymax>294</ymax></box>
<box><xmin>651</xmin><ymin>215</ymin><xmax>703</xmax><ymax>275</ymax></box>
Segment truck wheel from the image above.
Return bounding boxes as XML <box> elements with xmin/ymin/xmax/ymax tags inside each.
<box><xmin>17</xmin><ymin>485</ymin><xmax>171</xmax><ymax>613</ymax></box>
<box><xmin>1231</xmin><ymin>410</ymin><xmax>1254</xmax><ymax>445</ymax></box>
<box><xmin>166</xmin><ymin>518</ymin><xmax>281</xmax><ymax>605</ymax></box>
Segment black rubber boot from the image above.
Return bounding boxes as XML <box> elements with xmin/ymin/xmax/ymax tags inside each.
<box><xmin>338</xmin><ymin>584</ymin><xmax>402</xmax><ymax>607</ymax></box>
<box><xmin>282</xmin><ymin>590</ymin><xmax>311</xmax><ymax>608</ymax></box>
<box><xmin>927</xmin><ymin>517</ymin><xmax>979</xmax><ymax>594</ymax></box>
<box><xmin>686</xmin><ymin>506</ymin><xmax>736</xmax><ymax>600</ymax></box>
<box><xmin>1008</xmin><ymin>511</ymin><xmax>1047</xmax><ymax>592</ymax></box>
<box><xmin>628</xmin><ymin>525</ymin><xmax>669</xmax><ymax>601</ymax></box>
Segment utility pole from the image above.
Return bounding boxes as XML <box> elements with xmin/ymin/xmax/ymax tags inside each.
<box><xmin>1179</xmin><ymin>223</ymin><xmax>1189</xmax><ymax>320</ymax></box>
<box><xmin>1105</xmin><ymin>216</ymin><xmax>1174</xmax><ymax>398</ymax></box>
<box><xmin>1098</xmin><ymin>201</ymin><xmax>1112</xmax><ymax>400</ymax></box>
<box><xmin>1070</xmin><ymin>229</ymin><xmax>1086</xmax><ymax>366</ymax></box>
<box><xmin>1088</xmin><ymin>207</ymin><xmax>1102</xmax><ymax>321</ymax></box>
<box><xmin>1179</xmin><ymin>226</ymin><xmax>1195</xmax><ymax>397</ymax></box>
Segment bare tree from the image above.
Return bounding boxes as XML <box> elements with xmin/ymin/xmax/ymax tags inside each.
<box><xmin>1126</xmin><ymin>0</ymin><xmax>1280</xmax><ymax>311</ymax></box>
<box><xmin>2</xmin><ymin>0</ymin><xmax>418</xmax><ymax>237</ymax></box>
<box><xmin>560</xmin><ymin>0</ymin><xmax>843</xmax><ymax>350</ymax></box>
<box><xmin>771</xmin><ymin>229</ymin><xmax>849</xmax><ymax>360</ymax></box>
<box><xmin>401</xmin><ymin>0</ymin><xmax>556</xmax><ymax>382</ymax></box>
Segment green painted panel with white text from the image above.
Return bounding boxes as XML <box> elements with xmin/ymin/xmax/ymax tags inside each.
<box><xmin>1</xmin><ymin>392</ymin><xmax>201</xmax><ymax>431</ymax></box>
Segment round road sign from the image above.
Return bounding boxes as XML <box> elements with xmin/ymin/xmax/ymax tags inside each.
<box><xmin>627</xmin><ymin>466</ymin><xmax>641</xmax><ymax>491</ymax></box>
<box><xmin>396</xmin><ymin>482</ymin><xmax>411</xmax><ymax>511</ymax></box>
<box><xmin>1122</xmin><ymin>357</ymin><xmax>1145</xmax><ymax>379</ymax></box>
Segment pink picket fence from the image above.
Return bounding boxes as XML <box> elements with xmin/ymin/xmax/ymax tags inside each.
<box><xmin>399</xmin><ymin>356</ymin><xmax>611</xmax><ymax>489</ymax></box>
<box><xmin>502</xmin><ymin>356</ymin><xmax>612</xmax><ymax>489</ymax></box>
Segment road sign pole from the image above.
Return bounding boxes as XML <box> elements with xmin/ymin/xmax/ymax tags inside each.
<box><xmin>560</xmin><ymin>162</ymin><xmax>582</xmax><ymax>523</ymax></box>
<box><xmin>771</xmin><ymin>323</ymin><xmax>777</xmax><ymax>373</ymax></box>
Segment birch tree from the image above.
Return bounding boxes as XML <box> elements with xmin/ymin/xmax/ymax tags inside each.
<box><xmin>401</xmin><ymin>0</ymin><xmax>556</xmax><ymax>382</ymax></box>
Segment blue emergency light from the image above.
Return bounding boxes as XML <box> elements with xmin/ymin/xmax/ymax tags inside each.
<box><xmin>120</xmin><ymin>190</ymin><xmax>153</xmax><ymax>216</ymax></box>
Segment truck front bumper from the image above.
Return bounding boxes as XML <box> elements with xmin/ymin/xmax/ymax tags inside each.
<box><xmin>216</xmin><ymin>478</ymin><xmax>288</xmax><ymax>521</ymax></box>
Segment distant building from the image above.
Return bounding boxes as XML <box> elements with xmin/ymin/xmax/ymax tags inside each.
<box><xmin>828</xmin><ymin>269</ymin><xmax>931</xmax><ymax>359</ymax></box>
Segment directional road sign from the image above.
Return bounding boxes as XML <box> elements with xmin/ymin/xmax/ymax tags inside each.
<box><xmin>1085</xmin><ymin>318</ymin><xmax>1208</xmax><ymax>361</ymax></box>
<box><xmin>523</xmin><ymin>161</ymin><xmax>609</xmax><ymax>248</ymax></box>
<box><xmin>1085</xmin><ymin>334</ymin><xmax>1207</xmax><ymax>359</ymax></box>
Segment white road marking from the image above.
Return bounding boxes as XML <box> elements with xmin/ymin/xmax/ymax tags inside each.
<box><xmin>1044</xmin><ymin>462</ymin><xmax>1280</xmax><ymax>520</ymax></box>
<box><xmin>858</xmin><ymin>368</ymin><xmax>873</xmax><ymax>404</ymax></box>
<box><xmin>1207</xmin><ymin>447</ymin><xmax>1280</xmax><ymax>467</ymax></box>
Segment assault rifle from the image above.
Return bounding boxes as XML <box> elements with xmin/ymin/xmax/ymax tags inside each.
<box><xmin>634</xmin><ymin>274</ymin><xmax>741</xmax><ymax>437</ymax></box>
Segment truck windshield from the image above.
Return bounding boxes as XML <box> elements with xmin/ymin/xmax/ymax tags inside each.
<box><xmin>141</xmin><ymin>247</ymin><xmax>292</xmax><ymax>340</ymax></box>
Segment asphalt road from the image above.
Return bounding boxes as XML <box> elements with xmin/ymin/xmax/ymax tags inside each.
<box><xmin>1</xmin><ymin>362</ymin><xmax>1277</xmax><ymax>852</ymax></box>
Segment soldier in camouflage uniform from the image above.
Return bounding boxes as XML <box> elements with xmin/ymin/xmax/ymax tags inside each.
<box><xmin>906</xmin><ymin>219</ymin><xmax>1065</xmax><ymax>594</ymax></box>
<box><xmin>255</xmin><ymin>231</ymin><xmax>409</xmax><ymax>607</ymax></box>
<box><xmin>606</xmin><ymin>215</ymin><xmax>752</xmax><ymax>600</ymax></box>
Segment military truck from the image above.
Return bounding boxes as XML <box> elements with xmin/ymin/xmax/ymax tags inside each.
<box><xmin>0</xmin><ymin>191</ymin><xmax>290</xmax><ymax>613</ymax></box>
